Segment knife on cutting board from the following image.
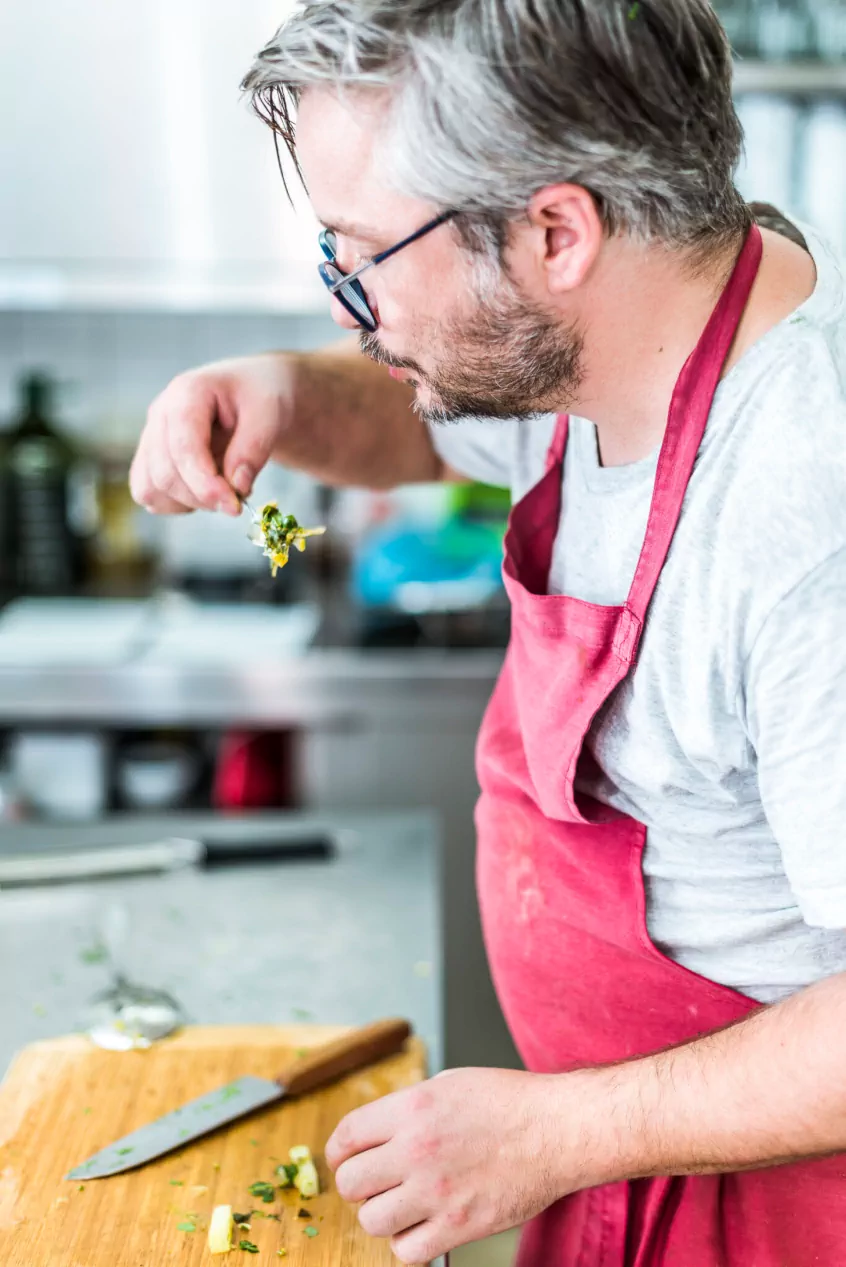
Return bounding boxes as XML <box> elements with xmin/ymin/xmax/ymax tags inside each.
<box><xmin>66</xmin><ymin>1017</ymin><xmax>411</xmax><ymax>1180</ymax></box>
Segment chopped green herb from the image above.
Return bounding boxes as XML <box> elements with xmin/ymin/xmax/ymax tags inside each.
<box><xmin>177</xmin><ymin>1220</ymin><xmax>197</xmax><ymax>1233</ymax></box>
<box><xmin>116</xmin><ymin>1148</ymin><xmax>134</xmax><ymax>1156</ymax></box>
<box><xmin>77</xmin><ymin>1184</ymin><xmax>85</xmax><ymax>1192</ymax></box>
<box><xmin>628</xmin><ymin>1</ymin><xmax>640</xmax><ymax>16</ymax></box>
<box><xmin>276</xmin><ymin>1163</ymin><xmax>299</xmax><ymax>1187</ymax></box>
<box><xmin>233</xmin><ymin>1211</ymin><xmax>253</xmax><ymax>1224</ymax></box>
<box><xmin>248</xmin><ymin>1181</ymin><xmax>277</xmax><ymax>1204</ymax></box>
<box><xmin>291</xmin><ymin>1007</ymin><xmax>314</xmax><ymax>1022</ymax></box>
<box><xmin>239</xmin><ymin>1241</ymin><xmax>260</xmax><ymax>1254</ymax></box>
<box><xmin>250</xmin><ymin>1139</ymin><xmax>259</xmax><ymax>1147</ymax></box>
<box><xmin>297</xmin><ymin>1208</ymin><xmax>312</xmax><ymax>1219</ymax></box>
<box><xmin>169</xmin><ymin>1180</ymin><xmax>184</xmax><ymax>1186</ymax></box>
<box><xmin>32</xmin><ymin>1004</ymin><xmax>47</xmax><ymax>1017</ymax></box>
<box><xmin>79</xmin><ymin>942</ymin><xmax>108</xmax><ymax>965</ymax></box>
<box><xmin>220</xmin><ymin>1084</ymin><xmax>241</xmax><ymax>1102</ymax></box>
<box><xmin>237</xmin><ymin>1223</ymin><xmax>252</xmax><ymax>1231</ymax></box>
<box><xmin>82</xmin><ymin>1107</ymin><xmax>92</xmax><ymax>1115</ymax></box>
<box><xmin>178</xmin><ymin>1129</ymin><xmax>190</xmax><ymax>1139</ymax></box>
<box><xmin>294</xmin><ymin>1048</ymin><xmax>309</xmax><ymax>1059</ymax></box>
<box><xmin>304</xmin><ymin>1225</ymin><xmax>319</xmax><ymax>1238</ymax></box>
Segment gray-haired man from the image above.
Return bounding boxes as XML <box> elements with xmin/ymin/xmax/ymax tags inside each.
<box><xmin>131</xmin><ymin>3</ymin><xmax>846</xmax><ymax>1263</ymax></box>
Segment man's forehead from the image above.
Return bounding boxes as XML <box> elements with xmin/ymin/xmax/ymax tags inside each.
<box><xmin>296</xmin><ymin>86</ymin><xmax>413</xmax><ymax>242</ymax></box>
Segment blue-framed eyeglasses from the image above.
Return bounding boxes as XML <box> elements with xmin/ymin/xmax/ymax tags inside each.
<box><xmin>318</xmin><ymin>210</ymin><xmax>457</xmax><ymax>331</ymax></box>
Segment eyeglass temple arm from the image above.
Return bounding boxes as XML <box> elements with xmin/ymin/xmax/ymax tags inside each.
<box><xmin>327</xmin><ymin>210</ymin><xmax>458</xmax><ymax>294</ymax></box>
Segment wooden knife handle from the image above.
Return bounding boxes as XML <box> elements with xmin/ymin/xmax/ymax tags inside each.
<box><xmin>278</xmin><ymin>1019</ymin><xmax>412</xmax><ymax>1098</ymax></box>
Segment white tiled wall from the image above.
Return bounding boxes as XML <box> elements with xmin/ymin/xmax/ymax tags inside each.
<box><xmin>0</xmin><ymin>309</ymin><xmax>338</xmax><ymax>449</ymax></box>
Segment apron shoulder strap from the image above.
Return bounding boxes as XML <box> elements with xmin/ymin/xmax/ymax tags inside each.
<box><xmin>626</xmin><ymin>225</ymin><xmax>763</xmax><ymax>625</ymax></box>
<box><xmin>545</xmin><ymin>414</ymin><xmax>570</xmax><ymax>471</ymax></box>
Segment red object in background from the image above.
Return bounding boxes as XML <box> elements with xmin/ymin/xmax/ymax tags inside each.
<box><xmin>212</xmin><ymin>730</ymin><xmax>295</xmax><ymax>810</ymax></box>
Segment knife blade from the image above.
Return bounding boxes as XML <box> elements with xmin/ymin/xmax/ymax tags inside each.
<box><xmin>66</xmin><ymin>1018</ymin><xmax>411</xmax><ymax>1180</ymax></box>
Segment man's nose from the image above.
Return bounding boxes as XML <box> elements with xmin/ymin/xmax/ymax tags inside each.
<box><xmin>329</xmin><ymin>294</ymin><xmax>361</xmax><ymax>330</ymax></box>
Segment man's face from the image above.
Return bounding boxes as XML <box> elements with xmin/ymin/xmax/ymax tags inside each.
<box><xmin>296</xmin><ymin>88</ymin><xmax>584</xmax><ymax>423</ymax></box>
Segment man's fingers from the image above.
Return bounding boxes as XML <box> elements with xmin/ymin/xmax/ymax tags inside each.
<box><xmin>221</xmin><ymin>402</ymin><xmax>283</xmax><ymax>500</ymax></box>
<box><xmin>325</xmin><ymin>1095</ymin><xmax>398</xmax><ymax>1170</ymax></box>
<box><xmin>335</xmin><ymin>1144</ymin><xmax>403</xmax><ymax>1204</ymax></box>
<box><xmin>165</xmin><ymin>395</ymin><xmax>240</xmax><ymax>513</ymax></box>
<box><xmin>358</xmin><ymin>1188</ymin><xmax>428</xmax><ymax>1241</ymax></box>
<box><xmin>146</xmin><ymin>427</ymin><xmax>207</xmax><ymax>512</ymax></box>
<box><xmin>129</xmin><ymin>428</ymin><xmax>189</xmax><ymax>514</ymax></box>
<box><xmin>391</xmin><ymin>1220</ymin><xmax>444</xmax><ymax>1267</ymax></box>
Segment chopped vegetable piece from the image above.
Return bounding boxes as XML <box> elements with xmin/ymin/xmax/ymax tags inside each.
<box><xmin>248</xmin><ymin>502</ymin><xmax>326</xmax><ymax>577</ymax></box>
<box><xmin>82</xmin><ymin>1107</ymin><xmax>92</xmax><ymax>1115</ymax></box>
<box><xmin>239</xmin><ymin>1241</ymin><xmax>260</xmax><ymax>1254</ymax></box>
<box><xmin>294</xmin><ymin>1160</ymin><xmax>320</xmax><ymax>1199</ymax></box>
<box><xmin>248</xmin><ymin>1181</ymin><xmax>276</xmax><ymax>1204</ymax></box>
<box><xmin>116</xmin><ymin>1148</ymin><xmax>134</xmax><ymax>1156</ymax></box>
<box><xmin>276</xmin><ymin>1163</ymin><xmax>299</xmax><ymax>1187</ymax></box>
<box><xmin>177</xmin><ymin>1220</ymin><xmax>197</xmax><ymax>1233</ymax></box>
<box><xmin>304</xmin><ymin>1225</ymin><xmax>319</xmax><ymax>1238</ymax></box>
<box><xmin>77</xmin><ymin>1185</ymin><xmax>85</xmax><ymax>1192</ymax></box>
<box><xmin>289</xmin><ymin>1145</ymin><xmax>312</xmax><ymax>1166</ymax></box>
<box><xmin>208</xmin><ymin>1206</ymin><xmax>234</xmax><ymax>1254</ymax></box>
<box><xmin>79</xmin><ymin>942</ymin><xmax>108</xmax><ymax>965</ymax></box>
<box><xmin>277</xmin><ymin>1252</ymin><xmax>288</xmax><ymax>1258</ymax></box>
<box><xmin>169</xmin><ymin>1180</ymin><xmax>184</xmax><ymax>1186</ymax></box>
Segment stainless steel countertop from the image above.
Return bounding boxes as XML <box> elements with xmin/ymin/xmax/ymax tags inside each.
<box><xmin>0</xmin><ymin>650</ymin><xmax>503</xmax><ymax>726</ymax></box>
<box><xmin>0</xmin><ymin>810</ymin><xmax>442</xmax><ymax>1077</ymax></box>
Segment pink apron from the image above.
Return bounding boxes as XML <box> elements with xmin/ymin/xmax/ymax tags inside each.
<box><xmin>475</xmin><ymin>225</ymin><xmax>846</xmax><ymax>1265</ymax></box>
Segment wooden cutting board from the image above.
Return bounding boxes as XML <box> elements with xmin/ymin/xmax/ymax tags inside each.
<box><xmin>0</xmin><ymin>1024</ymin><xmax>428</xmax><ymax>1266</ymax></box>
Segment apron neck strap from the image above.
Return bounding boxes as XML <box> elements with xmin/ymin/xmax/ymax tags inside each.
<box><xmin>625</xmin><ymin>224</ymin><xmax>763</xmax><ymax>623</ymax></box>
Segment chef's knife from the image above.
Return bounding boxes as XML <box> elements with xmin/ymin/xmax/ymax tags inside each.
<box><xmin>0</xmin><ymin>833</ymin><xmax>335</xmax><ymax>888</ymax></box>
<box><xmin>66</xmin><ymin>1018</ymin><xmax>411</xmax><ymax>1180</ymax></box>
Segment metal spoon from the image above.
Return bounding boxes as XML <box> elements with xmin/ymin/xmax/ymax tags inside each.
<box><xmin>81</xmin><ymin>904</ymin><xmax>186</xmax><ymax>1051</ymax></box>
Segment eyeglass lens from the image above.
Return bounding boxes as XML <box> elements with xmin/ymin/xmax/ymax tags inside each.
<box><xmin>318</xmin><ymin>231</ymin><xmax>376</xmax><ymax>330</ymax></box>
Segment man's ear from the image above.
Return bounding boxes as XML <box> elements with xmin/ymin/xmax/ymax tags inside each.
<box><xmin>527</xmin><ymin>184</ymin><xmax>604</xmax><ymax>294</ymax></box>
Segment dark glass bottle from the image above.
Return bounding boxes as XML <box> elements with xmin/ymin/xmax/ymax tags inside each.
<box><xmin>2</xmin><ymin>372</ymin><xmax>84</xmax><ymax>596</ymax></box>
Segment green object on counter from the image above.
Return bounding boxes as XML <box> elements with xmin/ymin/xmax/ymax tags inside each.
<box><xmin>446</xmin><ymin>480</ymin><xmax>511</xmax><ymax>523</ymax></box>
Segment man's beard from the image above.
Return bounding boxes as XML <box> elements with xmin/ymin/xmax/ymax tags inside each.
<box><xmin>359</xmin><ymin>276</ymin><xmax>584</xmax><ymax>425</ymax></box>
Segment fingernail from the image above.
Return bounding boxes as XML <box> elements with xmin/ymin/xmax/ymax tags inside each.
<box><xmin>232</xmin><ymin>464</ymin><xmax>254</xmax><ymax>496</ymax></box>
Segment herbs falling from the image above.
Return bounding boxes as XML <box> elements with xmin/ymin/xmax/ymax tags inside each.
<box><xmin>247</xmin><ymin>502</ymin><xmax>326</xmax><ymax>577</ymax></box>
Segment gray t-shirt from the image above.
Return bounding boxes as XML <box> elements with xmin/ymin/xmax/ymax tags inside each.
<box><xmin>430</xmin><ymin>224</ymin><xmax>846</xmax><ymax>1004</ymax></box>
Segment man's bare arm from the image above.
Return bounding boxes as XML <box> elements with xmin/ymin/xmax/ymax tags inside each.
<box><xmin>555</xmin><ymin>970</ymin><xmax>846</xmax><ymax>1192</ymax></box>
<box><xmin>271</xmin><ymin>338</ymin><xmax>446</xmax><ymax>490</ymax></box>
<box><xmin>130</xmin><ymin>337</ymin><xmax>450</xmax><ymax>516</ymax></box>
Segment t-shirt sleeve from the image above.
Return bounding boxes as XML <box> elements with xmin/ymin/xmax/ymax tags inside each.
<box><xmin>426</xmin><ymin>417</ymin><xmax>517</xmax><ymax>489</ymax></box>
<box><xmin>745</xmin><ymin>546</ymin><xmax>846</xmax><ymax>928</ymax></box>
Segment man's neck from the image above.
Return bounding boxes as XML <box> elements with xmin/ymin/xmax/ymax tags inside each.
<box><xmin>568</xmin><ymin>227</ymin><xmax>816</xmax><ymax>468</ymax></box>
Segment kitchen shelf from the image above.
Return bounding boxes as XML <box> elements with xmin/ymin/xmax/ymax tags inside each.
<box><xmin>0</xmin><ymin>260</ymin><xmax>328</xmax><ymax>315</ymax></box>
<box><xmin>733</xmin><ymin>60</ymin><xmax>846</xmax><ymax>95</ymax></box>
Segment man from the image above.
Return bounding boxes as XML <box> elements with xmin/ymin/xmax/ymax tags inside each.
<box><xmin>130</xmin><ymin>1</ymin><xmax>846</xmax><ymax>1263</ymax></box>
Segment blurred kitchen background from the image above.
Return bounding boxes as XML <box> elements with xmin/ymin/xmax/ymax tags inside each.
<box><xmin>0</xmin><ymin>4</ymin><xmax>843</xmax><ymax>1260</ymax></box>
